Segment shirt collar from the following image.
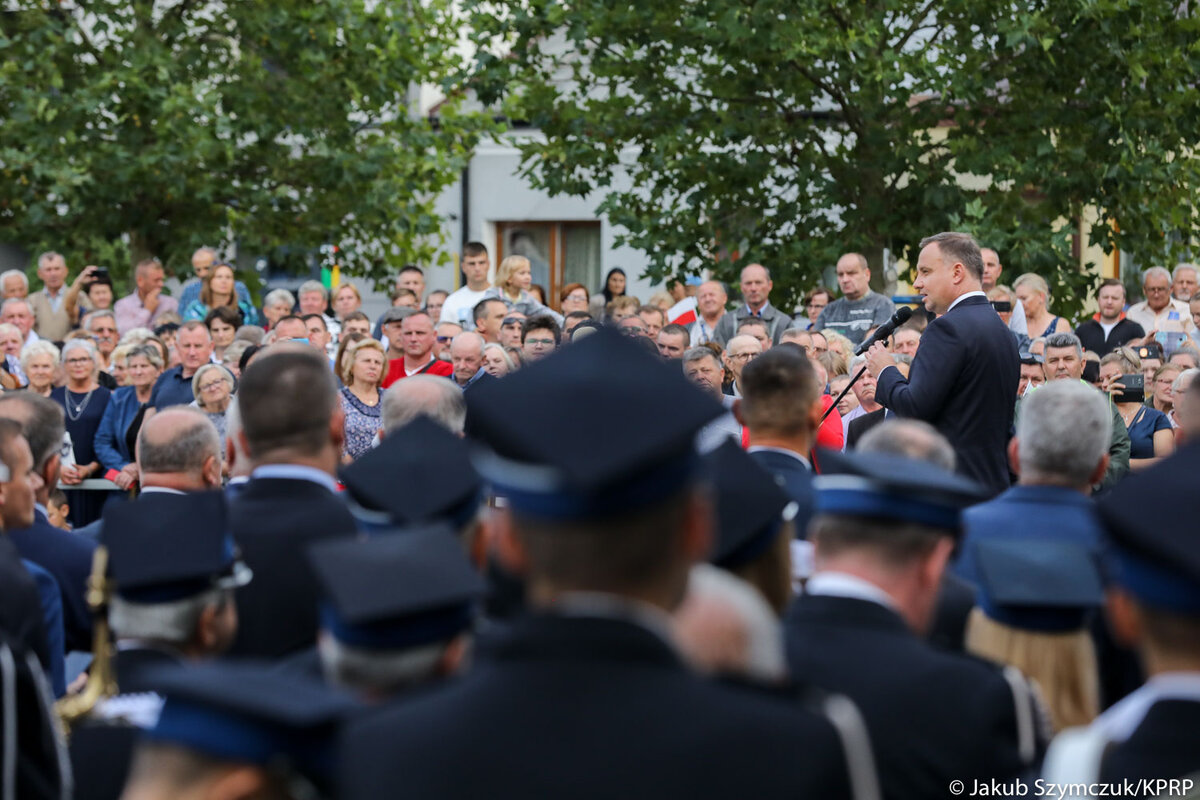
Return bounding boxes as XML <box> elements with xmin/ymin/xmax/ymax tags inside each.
<box><xmin>139</xmin><ymin>486</ymin><xmax>187</xmax><ymax>496</ymax></box>
<box><xmin>805</xmin><ymin>571</ymin><xmax>899</xmax><ymax>611</ymax></box>
<box><xmin>34</xmin><ymin>503</ymin><xmax>48</xmax><ymax>519</ymax></box>
<box><xmin>946</xmin><ymin>290</ymin><xmax>987</xmax><ymax>313</ymax></box>
<box><xmin>251</xmin><ymin>464</ymin><xmax>338</xmax><ymax>493</ymax></box>
<box><xmin>746</xmin><ymin>445</ymin><xmax>811</xmax><ymax>470</ymax></box>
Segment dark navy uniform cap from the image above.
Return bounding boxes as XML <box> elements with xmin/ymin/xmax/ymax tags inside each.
<box><xmin>1098</xmin><ymin>444</ymin><xmax>1200</xmax><ymax>614</ymax></box>
<box><xmin>102</xmin><ymin>491</ymin><xmax>251</xmax><ymax>603</ymax></box>
<box><xmin>973</xmin><ymin>538</ymin><xmax>1104</xmax><ymax>632</ymax></box>
<box><xmin>705</xmin><ymin>440</ymin><xmax>797</xmax><ymax>569</ymax></box>
<box><xmin>339</xmin><ymin>415</ymin><xmax>483</xmax><ymax>531</ymax></box>
<box><xmin>464</xmin><ymin>328</ymin><xmax>724</xmax><ymax>520</ymax></box>
<box><xmin>813</xmin><ymin>448</ymin><xmax>988</xmax><ymax>533</ymax></box>
<box><xmin>308</xmin><ymin>525</ymin><xmax>485</xmax><ymax>650</ymax></box>
<box><xmin>141</xmin><ymin>662</ymin><xmax>357</xmax><ymax>790</ymax></box>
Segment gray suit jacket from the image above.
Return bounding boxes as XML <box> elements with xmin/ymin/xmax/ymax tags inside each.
<box><xmin>712</xmin><ymin>302</ymin><xmax>790</xmax><ymax>346</ymax></box>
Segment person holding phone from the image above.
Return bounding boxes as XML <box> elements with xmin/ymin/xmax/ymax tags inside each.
<box><xmin>1099</xmin><ymin>348</ymin><xmax>1174</xmax><ymax>469</ymax></box>
<box><xmin>63</xmin><ymin>264</ymin><xmax>115</xmax><ymax>327</ymax></box>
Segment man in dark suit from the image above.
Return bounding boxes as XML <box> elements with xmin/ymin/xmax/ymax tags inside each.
<box><xmin>340</xmin><ymin>331</ymin><xmax>873</xmax><ymax>800</ymax></box>
<box><xmin>228</xmin><ymin>348</ymin><xmax>357</xmax><ymax>659</ymax></box>
<box><xmin>1043</xmin><ymin>445</ymin><xmax>1200</xmax><ymax>784</ymax></box>
<box><xmin>867</xmin><ymin>232</ymin><xmax>1019</xmax><ymax>496</ymax></box>
<box><xmin>786</xmin><ymin>450</ymin><xmax>1046</xmax><ymax>800</ymax></box>
<box><xmin>0</xmin><ymin>393</ymin><xmax>95</xmax><ymax>653</ymax></box>
<box><xmin>735</xmin><ymin>345</ymin><xmax>821</xmax><ymax>536</ymax></box>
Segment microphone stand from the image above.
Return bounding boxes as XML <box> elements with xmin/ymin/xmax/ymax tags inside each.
<box><xmin>819</xmin><ymin>362</ymin><xmax>870</xmax><ymax>425</ymax></box>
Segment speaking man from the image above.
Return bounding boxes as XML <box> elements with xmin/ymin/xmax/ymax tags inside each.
<box><xmin>865</xmin><ymin>232</ymin><xmax>1019</xmax><ymax>496</ymax></box>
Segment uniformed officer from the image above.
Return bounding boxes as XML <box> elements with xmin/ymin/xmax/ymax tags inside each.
<box><xmin>784</xmin><ymin>448</ymin><xmax>1048</xmax><ymax>799</ymax></box>
<box><xmin>119</xmin><ymin>662</ymin><xmax>356</xmax><ymax>800</ymax></box>
<box><xmin>1043</xmin><ymin>444</ymin><xmax>1200</xmax><ymax>786</ymax></box>
<box><xmin>276</xmin><ymin>524</ymin><xmax>485</xmax><ymax>702</ymax></box>
<box><xmin>339</xmin><ymin>329</ymin><xmax>877</xmax><ymax>800</ymax></box>
<box><xmin>69</xmin><ymin>492</ymin><xmax>251</xmax><ymax>800</ymax></box>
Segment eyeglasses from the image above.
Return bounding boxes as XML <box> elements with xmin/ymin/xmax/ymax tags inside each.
<box><xmin>807</xmin><ymin>302</ymin><xmax>827</xmax><ymax>309</ymax></box>
<box><xmin>1145</xmin><ymin>286</ymin><xmax>1170</xmax><ymax>293</ymax></box>
<box><xmin>199</xmin><ymin>381</ymin><xmax>227</xmax><ymax>392</ymax></box>
<box><xmin>728</xmin><ymin>352</ymin><xmax>757</xmax><ymax>361</ymax></box>
<box><xmin>436</xmin><ymin>336</ymin><xmax>453</xmax><ymax>343</ymax></box>
<box><xmin>64</xmin><ymin>357</ymin><xmax>93</xmax><ymax>365</ymax></box>
<box><xmin>502</xmin><ymin>318</ymin><xmax>524</xmax><ymax>326</ymax></box>
<box><xmin>622</xmin><ymin>326</ymin><xmax>646</xmax><ymax>335</ymax></box>
<box><xmin>525</xmin><ymin>338</ymin><xmax>555</xmax><ymax>347</ymax></box>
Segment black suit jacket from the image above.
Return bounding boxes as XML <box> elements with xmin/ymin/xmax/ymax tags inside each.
<box><xmin>340</xmin><ymin>614</ymin><xmax>858</xmax><ymax>800</ymax></box>
<box><xmin>1075</xmin><ymin>318</ymin><xmax>1145</xmax><ymax>358</ymax></box>
<box><xmin>0</xmin><ymin>538</ymin><xmax>52</xmax><ymax>683</ymax></box>
<box><xmin>846</xmin><ymin>408</ymin><xmax>887</xmax><ymax>449</ymax></box>
<box><xmin>228</xmin><ymin>477</ymin><xmax>356</xmax><ymax>659</ymax></box>
<box><xmin>748</xmin><ymin>449</ymin><xmax>815</xmax><ymax>538</ymax></box>
<box><xmin>785</xmin><ymin>594</ymin><xmax>1043</xmax><ymax>800</ymax></box>
<box><xmin>1100</xmin><ymin>699</ymin><xmax>1200</xmax><ymax>783</ymax></box>
<box><xmin>9</xmin><ymin>509</ymin><xmax>95</xmax><ymax>653</ymax></box>
<box><xmin>875</xmin><ymin>295</ymin><xmax>1019</xmax><ymax>496</ymax></box>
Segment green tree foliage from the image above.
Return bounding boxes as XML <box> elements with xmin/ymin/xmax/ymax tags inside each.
<box><xmin>468</xmin><ymin>0</ymin><xmax>1200</xmax><ymax>316</ymax></box>
<box><xmin>0</xmin><ymin>0</ymin><xmax>490</xmax><ymax>289</ymax></box>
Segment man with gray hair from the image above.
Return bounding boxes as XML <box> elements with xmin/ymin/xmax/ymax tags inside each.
<box><xmin>114</xmin><ymin>257</ymin><xmax>178</xmax><ymax>335</ymax></box>
<box><xmin>1127</xmin><ymin>266</ymin><xmax>1193</xmax><ymax>335</ymax></box>
<box><xmin>297</xmin><ymin>278</ymin><xmax>340</xmax><ymax>347</ymax></box>
<box><xmin>1040</xmin><ymin>331</ymin><xmax>1130</xmax><ymax>490</ymax></box>
<box><xmin>954</xmin><ymin>380</ymin><xmax>1111</xmax><ymax>588</ymax></box>
<box><xmin>0</xmin><ymin>268</ymin><xmax>28</xmax><ymax>300</ymax></box>
<box><xmin>1172</xmin><ymin>262</ymin><xmax>1199</xmax><ymax>302</ymax></box>
<box><xmin>29</xmin><ymin>251</ymin><xmax>71</xmax><ymax>341</ymax></box>
<box><xmin>2</xmin><ymin>296</ymin><xmax>38</xmax><ymax>346</ymax></box>
<box><xmin>682</xmin><ymin>346</ymin><xmax>740</xmax><ymax>451</ymax></box>
<box><xmin>381</xmin><ymin>374</ymin><xmax>466</xmax><ymax>435</ymax></box>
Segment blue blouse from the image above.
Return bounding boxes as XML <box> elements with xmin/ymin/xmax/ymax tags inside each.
<box><xmin>94</xmin><ymin>385</ymin><xmax>145</xmax><ymax>470</ymax></box>
<box><xmin>1127</xmin><ymin>405</ymin><xmax>1172</xmax><ymax>459</ymax></box>
<box><xmin>182</xmin><ymin>298</ymin><xmax>260</xmax><ymax>327</ymax></box>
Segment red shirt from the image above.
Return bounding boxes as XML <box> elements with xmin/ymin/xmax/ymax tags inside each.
<box><xmin>382</xmin><ymin>357</ymin><xmax>453</xmax><ymax>388</ymax></box>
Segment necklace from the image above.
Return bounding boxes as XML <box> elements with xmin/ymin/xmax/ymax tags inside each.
<box><xmin>65</xmin><ymin>387</ymin><xmax>95</xmax><ymax>421</ymax></box>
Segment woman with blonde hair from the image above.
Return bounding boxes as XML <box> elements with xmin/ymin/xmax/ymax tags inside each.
<box><xmin>484</xmin><ymin>255</ymin><xmax>563</xmax><ymax>325</ymax></box>
<box><xmin>339</xmin><ymin>337</ymin><xmax>386</xmax><ymax>461</ymax></box>
<box><xmin>482</xmin><ymin>342</ymin><xmax>516</xmax><ymax>378</ymax></box>
<box><xmin>1014</xmin><ymin>273</ymin><xmax>1070</xmax><ymax>337</ymax></box>
<box><xmin>332</xmin><ymin>283</ymin><xmax>363</xmax><ymax>321</ymax></box>
<box><xmin>965</xmin><ymin>538</ymin><xmax>1103</xmax><ymax>733</ymax></box>
<box><xmin>52</xmin><ymin>338</ymin><xmax>113</xmax><ymax>526</ymax></box>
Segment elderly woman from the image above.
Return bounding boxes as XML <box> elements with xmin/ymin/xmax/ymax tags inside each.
<box><xmin>483</xmin><ymin>342</ymin><xmax>515</xmax><ymax>378</ymax></box>
<box><xmin>262</xmin><ymin>288</ymin><xmax>296</xmax><ymax>331</ymax></box>
<box><xmin>1014</xmin><ymin>273</ymin><xmax>1070</xmax><ymax>337</ymax></box>
<box><xmin>339</xmin><ymin>338</ymin><xmax>385</xmax><ymax>461</ymax></box>
<box><xmin>484</xmin><ymin>256</ymin><xmax>564</xmax><ymax>325</ymax></box>
<box><xmin>52</xmin><ymin>339</ymin><xmax>113</xmax><ymax>526</ymax></box>
<box><xmin>95</xmin><ymin>344</ymin><xmax>163</xmax><ymax>490</ymax></box>
<box><xmin>20</xmin><ymin>340</ymin><xmax>59</xmax><ymax>397</ymax></box>
<box><xmin>1099</xmin><ymin>348</ymin><xmax>1174</xmax><ymax>470</ymax></box>
<box><xmin>190</xmin><ymin>364</ymin><xmax>236</xmax><ymax>450</ymax></box>
<box><xmin>0</xmin><ymin>322</ymin><xmax>25</xmax><ymax>389</ymax></box>
<box><xmin>182</xmin><ymin>263</ymin><xmax>259</xmax><ymax>326</ymax></box>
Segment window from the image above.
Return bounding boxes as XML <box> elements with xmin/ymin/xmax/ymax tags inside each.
<box><xmin>495</xmin><ymin>222</ymin><xmax>602</xmax><ymax>310</ymax></box>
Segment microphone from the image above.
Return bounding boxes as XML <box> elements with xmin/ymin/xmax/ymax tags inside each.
<box><xmin>854</xmin><ymin>306</ymin><xmax>914</xmax><ymax>355</ymax></box>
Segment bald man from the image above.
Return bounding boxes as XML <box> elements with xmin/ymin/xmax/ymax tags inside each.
<box><xmin>449</xmin><ymin>332</ymin><xmax>490</xmax><ymax>391</ymax></box>
<box><xmin>722</xmin><ymin>335</ymin><xmax>762</xmax><ymax>397</ymax></box>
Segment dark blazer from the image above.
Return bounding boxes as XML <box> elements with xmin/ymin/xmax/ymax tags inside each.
<box><xmin>846</xmin><ymin>408</ymin><xmax>887</xmax><ymax>449</ymax></box>
<box><xmin>9</xmin><ymin>508</ymin><xmax>96</xmax><ymax>653</ymax></box>
<box><xmin>785</xmin><ymin>594</ymin><xmax>1044</xmax><ymax>800</ymax></box>
<box><xmin>0</xmin><ymin>537</ymin><xmax>52</xmax><ymax>681</ymax></box>
<box><xmin>1075</xmin><ymin>318</ymin><xmax>1145</xmax><ymax>358</ymax></box>
<box><xmin>712</xmin><ymin>302</ymin><xmax>791</xmax><ymax>346</ymax></box>
<box><xmin>875</xmin><ymin>295</ymin><xmax>1019</xmax><ymax>496</ymax></box>
<box><xmin>748</xmin><ymin>448</ymin><xmax>815</xmax><ymax>538</ymax></box>
<box><xmin>228</xmin><ymin>477</ymin><xmax>357</xmax><ymax>659</ymax></box>
<box><xmin>69</xmin><ymin>648</ymin><xmax>182</xmax><ymax>800</ymax></box>
<box><xmin>1100</xmin><ymin>700</ymin><xmax>1200</xmax><ymax>782</ymax></box>
<box><xmin>340</xmin><ymin>614</ymin><xmax>858</xmax><ymax>800</ymax></box>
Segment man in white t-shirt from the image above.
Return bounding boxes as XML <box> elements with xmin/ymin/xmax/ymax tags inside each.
<box><xmin>439</xmin><ymin>242</ymin><xmax>492</xmax><ymax>330</ymax></box>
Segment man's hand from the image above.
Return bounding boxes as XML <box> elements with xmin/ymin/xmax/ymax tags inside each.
<box><xmin>865</xmin><ymin>342</ymin><xmax>894</xmax><ymax>378</ymax></box>
<box><xmin>143</xmin><ymin>287</ymin><xmax>160</xmax><ymax>313</ymax></box>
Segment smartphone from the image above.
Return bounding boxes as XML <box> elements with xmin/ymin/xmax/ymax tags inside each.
<box><xmin>1116</xmin><ymin>373</ymin><xmax>1145</xmax><ymax>404</ymax></box>
<box><xmin>1136</xmin><ymin>343</ymin><xmax>1164</xmax><ymax>362</ymax></box>
<box><xmin>990</xmin><ymin>300</ymin><xmax>1012</xmax><ymax>313</ymax></box>
<box><xmin>92</xmin><ymin>267</ymin><xmax>109</xmax><ymax>281</ymax></box>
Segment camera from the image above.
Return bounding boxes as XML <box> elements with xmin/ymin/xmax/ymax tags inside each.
<box><xmin>990</xmin><ymin>300</ymin><xmax>1012</xmax><ymax>313</ymax></box>
<box><xmin>1135</xmin><ymin>343</ymin><xmax>1164</xmax><ymax>362</ymax></box>
<box><xmin>1115</xmin><ymin>373</ymin><xmax>1145</xmax><ymax>404</ymax></box>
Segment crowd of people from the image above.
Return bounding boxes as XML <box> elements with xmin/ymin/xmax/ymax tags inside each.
<box><xmin>1</xmin><ymin>236</ymin><xmax>1198</xmax><ymax>800</ymax></box>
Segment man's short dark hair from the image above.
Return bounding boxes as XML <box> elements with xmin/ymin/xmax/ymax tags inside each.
<box><xmin>739</xmin><ymin>347</ymin><xmax>819</xmax><ymax>435</ymax></box>
<box><xmin>521</xmin><ymin>315</ymin><xmax>561</xmax><ymax>345</ymax></box>
<box><xmin>390</xmin><ymin>287</ymin><xmax>418</xmax><ymax>304</ymax></box>
<box><xmin>565</xmin><ymin>311</ymin><xmax>593</xmax><ymax>324</ymax></box>
<box><xmin>638</xmin><ymin>305</ymin><xmax>666</xmax><ymax>323</ymax></box>
<box><xmin>1096</xmin><ymin>278</ymin><xmax>1125</xmax><ymax>299</ymax></box>
<box><xmin>203</xmin><ymin>305</ymin><xmax>242</xmax><ymax>329</ymax></box>
<box><xmin>0</xmin><ymin>418</ymin><xmax>26</xmax><ymax>478</ymax></box>
<box><xmin>737</xmin><ymin>317</ymin><xmax>769</xmax><ymax>335</ymax></box>
<box><xmin>0</xmin><ymin>393</ymin><xmax>65</xmax><ymax>471</ymax></box>
<box><xmin>659</xmin><ymin>323</ymin><xmax>689</xmax><ymax>341</ymax></box>
<box><xmin>514</xmin><ymin>489</ymin><xmax>690</xmax><ymax>593</ymax></box>
<box><xmin>919</xmin><ymin>232</ymin><xmax>984</xmax><ymax>282</ymax></box>
<box><xmin>238</xmin><ymin>350</ymin><xmax>338</xmax><ymax>459</ymax></box>
<box><xmin>473</xmin><ymin>297</ymin><xmax>506</xmax><ymax>326</ymax></box>
<box><xmin>342</xmin><ymin>310</ymin><xmax>370</xmax><ymax>325</ymax></box>
<box><xmin>398</xmin><ymin>264</ymin><xmax>424</xmax><ymax>277</ymax></box>
<box><xmin>274</xmin><ymin>314</ymin><xmax>305</xmax><ymax>330</ymax></box>
<box><xmin>810</xmin><ymin>515</ymin><xmax>946</xmax><ymax>568</ymax></box>
<box><xmin>301</xmin><ymin>313</ymin><xmax>328</xmax><ymax>332</ymax></box>
<box><xmin>463</xmin><ymin>241</ymin><xmax>488</xmax><ymax>259</ymax></box>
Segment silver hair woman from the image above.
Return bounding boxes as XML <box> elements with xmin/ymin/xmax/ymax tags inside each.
<box><xmin>53</xmin><ymin>338</ymin><xmax>114</xmax><ymax>526</ymax></box>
